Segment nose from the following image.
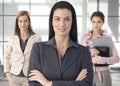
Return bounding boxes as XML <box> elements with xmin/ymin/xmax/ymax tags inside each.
<box><xmin>94</xmin><ymin>23</ymin><xmax>98</xmax><ymax>27</ymax></box>
<box><xmin>59</xmin><ymin>20</ymin><xmax>65</xmax><ymax>27</ymax></box>
<box><xmin>20</xmin><ymin>21</ymin><xmax>25</xmax><ymax>25</ymax></box>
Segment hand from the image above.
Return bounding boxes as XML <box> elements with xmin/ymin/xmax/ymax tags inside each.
<box><xmin>6</xmin><ymin>72</ymin><xmax>12</xmax><ymax>77</ymax></box>
<box><xmin>90</xmin><ymin>48</ymin><xmax>100</xmax><ymax>57</ymax></box>
<box><xmin>76</xmin><ymin>69</ymin><xmax>87</xmax><ymax>81</ymax></box>
<box><xmin>29</xmin><ymin>70</ymin><xmax>52</xmax><ymax>86</ymax></box>
<box><xmin>92</xmin><ymin>56</ymin><xmax>98</xmax><ymax>64</ymax></box>
<box><xmin>5</xmin><ymin>72</ymin><xmax>12</xmax><ymax>80</ymax></box>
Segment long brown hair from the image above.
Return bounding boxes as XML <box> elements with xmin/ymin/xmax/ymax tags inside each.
<box><xmin>14</xmin><ymin>10</ymin><xmax>33</xmax><ymax>34</ymax></box>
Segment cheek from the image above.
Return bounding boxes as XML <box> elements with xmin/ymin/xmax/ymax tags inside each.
<box><xmin>98</xmin><ymin>24</ymin><xmax>103</xmax><ymax>28</ymax></box>
<box><xmin>26</xmin><ymin>22</ymin><xmax>29</xmax><ymax>25</ymax></box>
<box><xmin>68</xmin><ymin>23</ymin><xmax>72</xmax><ymax>29</ymax></box>
<box><xmin>52</xmin><ymin>24</ymin><xmax>56</xmax><ymax>32</ymax></box>
<box><xmin>52</xmin><ymin>21</ymin><xmax>56</xmax><ymax>27</ymax></box>
<box><xmin>18</xmin><ymin>23</ymin><xmax>21</xmax><ymax>27</ymax></box>
<box><xmin>52</xmin><ymin>22</ymin><xmax>58</xmax><ymax>29</ymax></box>
<box><xmin>52</xmin><ymin>22</ymin><xmax>55</xmax><ymax>29</ymax></box>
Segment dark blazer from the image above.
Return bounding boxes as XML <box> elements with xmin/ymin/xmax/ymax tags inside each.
<box><xmin>28</xmin><ymin>38</ymin><xmax>93</xmax><ymax>86</ymax></box>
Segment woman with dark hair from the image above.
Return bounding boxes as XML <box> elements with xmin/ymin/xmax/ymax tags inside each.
<box><xmin>4</xmin><ymin>10</ymin><xmax>41</xmax><ymax>86</ymax></box>
<box><xmin>80</xmin><ymin>11</ymin><xmax>119</xmax><ymax>86</ymax></box>
<box><xmin>28</xmin><ymin>1</ymin><xmax>93</xmax><ymax>86</ymax></box>
<box><xmin>48</xmin><ymin>0</ymin><xmax>77</xmax><ymax>42</ymax></box>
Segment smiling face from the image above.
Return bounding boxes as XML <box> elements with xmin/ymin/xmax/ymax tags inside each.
<box><xmin>91</xmin><ymin>16</ymin><xmax>104</xmax><ymax>32</ymax></box>
<box><xmin>52</xmin><ymin>8</ymin><xmax>72</xmax><ymax>37</ymax></box>
<box><xmin>18</xmin><ymin>15</ymin><xmax>30</xmax><ymax>32</ymax></box>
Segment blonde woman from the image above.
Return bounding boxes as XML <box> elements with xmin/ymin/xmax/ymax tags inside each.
<box><xmin>4</xmin><ymin>10</ymin><xmax>41</xmax><ymax>86</ymax></box>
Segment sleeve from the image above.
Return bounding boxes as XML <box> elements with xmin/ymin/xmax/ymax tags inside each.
<box><xmin>35</xmin><ymin>32</ymin><xmax>42</xmax><ymax>42</ymax></box>
<box><xmin>28</xmin><ymin>43</ymin><xmax>42</xmax><ymax>86</ymax></box>
<box><xmin>4</xmin><ymin>38</ymin><xmax>13</xmax><ymax>73</ymax></box>
<box><xmin>52</xmin><ymin>47</ymin><xmax>93</xmax><ymax>86</ymax></box>
<box><xmin>97</xmin><ymin>42</ymin><xmax>120</xmax><ymax>65</ymax></box>
<box><xmin>37</xmin><ymin>34</ymin><xmax>42</xmax><ymax>42</ymax></box>
<box><xmin>79</xmin><ymin>34</ymin><xmax>85</xmax><ymax>44</ymax></box>
<box><xmin>79</xmin><ymin>34</ymin><xmax>88</xmax><ymax>47</ymax></box>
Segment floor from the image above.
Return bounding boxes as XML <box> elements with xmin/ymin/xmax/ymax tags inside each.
<box><xmin>0</xmin><ymin>67</ymin><xmax>120</xmax><ymax>86</ymax></box>
<box><xmin>110</xmin><ymin>67</ymin><xmax>120</xmax><ymax>86</ymax></box>
<box><xmin>0</xmin><ymin>77</ymin><xmax>8</xmax><ymax>86</ymax></box>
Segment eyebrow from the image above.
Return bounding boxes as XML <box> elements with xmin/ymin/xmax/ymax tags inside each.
<box><xmin>53</xmin><ymin>16</ymin><xmax>71</xmax><ymax>18</ymax></box>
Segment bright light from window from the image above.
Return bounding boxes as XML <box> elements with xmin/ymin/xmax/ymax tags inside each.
<box><xmin>4</xmin><ymin>0</ymin><xmax>12</xmax><ymax>3</ymax></box>
<box><xmin>31</xmin><ymin>0</ymin><xmax>46</xmax><ymax>3</ymax></box>
<box><xmin>31</xmin><ymin>6</ymin><xmax>50</xmax><ymax>15</ymax></box>
<box><xmin>18</xmin><ymin>6</ymin><xmax>29</xmax><ymax>12</ymax></box>
<box><xmin>14</xmin><ymin>0</ymin><xmax>29</xmax><ymax>3</ymax></box>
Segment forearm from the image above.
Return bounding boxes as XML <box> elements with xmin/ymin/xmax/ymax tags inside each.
<box><xmin>52</xmin><ymin>80</ymin><xmax>92</xmax><ymax>86</ymax></box>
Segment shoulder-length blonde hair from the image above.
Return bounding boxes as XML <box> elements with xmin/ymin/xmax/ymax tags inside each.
<box><xmin>14</xmin><ymin>10</ymin><xmax>33</xmax><ymax>34</ymax></box>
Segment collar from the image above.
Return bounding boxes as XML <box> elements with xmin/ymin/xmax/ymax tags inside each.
<box><xmin>45</xmin><ymin>37</ymin><xmax>79</xmax><ymax>48</ymax></box>
<box><xmin>16</xmin><ymin>31</ymin><xmax>35</xmax><ymax>37</ymax></box>
<box><xmin>87</xmin><ymin>30</ymin><xmax>105</xmax><ymax>40</ymax></box>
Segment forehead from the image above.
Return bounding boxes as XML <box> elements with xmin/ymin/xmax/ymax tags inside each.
<box><xmin>18</xmin><ymin>15</ymin><xmax>28</xmax><ymax>20</ymax></box>
<box><xmin>92</xmin><ymin>16</ymin><xmax>102</xmax><ymax>21</ymax></box>
<box><xmin>53</xmin><ymin>8</ymin><xmax>72</xmax><ymax>17</ymax></box>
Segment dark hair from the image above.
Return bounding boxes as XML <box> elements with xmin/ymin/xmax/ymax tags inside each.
<box><xmin>14</xmin><ymin>10</ymin><xmax>33</xmax><ymax>34</ymax></box>
<box><xmin>90</xmin><ymin>11</ymin><xmax>105</xmax><ymax>23</ymax></box>
<box><xmin>48</xmin><ymin>1</ymin><xmax>78</xmax><ymax>42</ymax></box>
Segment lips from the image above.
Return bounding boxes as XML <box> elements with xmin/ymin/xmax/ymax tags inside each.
<box><xmin>58</xmin><ymin>28</ymin><xmax>66</xmax><ymax>32</ymax></box>
<box><xmin>21</xmin><ymin>26</ymin><xmax>26</xmax><ymax>28</ymax></box>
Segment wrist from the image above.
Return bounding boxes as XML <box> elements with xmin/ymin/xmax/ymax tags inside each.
<box><xmin>5</xmin><ymin>72</ymin><xmax>10</xmax><ymax>75</ymax></box>
<box><xmin>50</xmin><ymin>81</ymin><xmax>53</xmax><ymax>86</ymax></box>
<box><xmin>45</xmin><ymin>81</ymin><xmax>52</xmax><ymax>86</ymax></box>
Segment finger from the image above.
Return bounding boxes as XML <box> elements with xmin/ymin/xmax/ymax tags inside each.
<box><xmin>78</xmin><ymin>71</ymin><xmax>87</xmax><ymax>79</ymax></box>
<box><xmin>79</xmin><ymin>75</ymin><xmax>86</xmax><ymax>80</ymax></box>
<box><xmin>29</xmin><ymin>72</ymin><xmax>39</xmax><ymax>77</ymax></box>
<box><xmin>76</xmin><ymin>75</ymin><xmax>86</xmax><ymax>81</ymax></box>
<box><xmin>76</xmin><ymin>69</ymin><xmax>87</xmax><ymax>80</ymax></box>
<box><xmin>76</xmin><ymin>73</ymin><xmax>87</xmax><ymax>81</ymax></box>
<box><xmin>29</xmin><ymin>76</ymin><xmax>38</xmax><ymax>81</ymax></box>
<box><xmin>77</xmin><ymin>74</ymin><xmax>86</xmax><ymax>81</ymax></box>
<box><xmin>79</xmin><ymin>69</ymin><xmax>87</xmax><ymax>75</ymax></box>
<box><xmin>31</xmin><ymin>70</ymin><xmax>40</xmax><ymax>73</ymax></box>
<box><xmin>29</xmin><ymin>70</ymin><xmax>42</xmax><ymax>76</ymax></box>
<box><xmin>80</xmin><ymin>71</ymin><xmax>87</xmax><ymax>78</ymax></box>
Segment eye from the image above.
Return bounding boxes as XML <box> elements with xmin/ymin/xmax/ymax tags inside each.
<box><xmin>24</xmin><ymin>20</ymin><xmax>28</xmax><ymax>23</ymax></box>
<box><xmin>54</xmin><ymin>17</ymin><xmax>60</xmax><ymax>21</ymax></box>
<box><xmin>92</xmin><ymin>21</ymin><xmax>95</xmax><ymax>23</ymax></box>
<box><xmin>66</xmin><ymin>18</ymin><xmax>70</xmax><ymax>21</ymax></box>
<box><xmin>97</xmin><ymin>21</ymin><xmax>101</xmax><ymax>23</ymax></box>
<box><xmin>18</xmin><ymin>20</ymin><xmax>22</xmax><ymax>23</ymax></box>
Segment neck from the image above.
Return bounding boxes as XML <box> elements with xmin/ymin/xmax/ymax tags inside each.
<box><xmin>90</xmin><ymin>30</ymin><xmax>101</xmax><ymax>40</ymax></box>
<box><xmin>20</xmin><ymin>30</ymin><xmax>29</xmax><ymax>36</ymax></box>
<box><xmin>92</xmin><ymin>30</ymin><xmax>101</xmax><ymax>36</ymax></box>
<box><xmin>20</xmin><ymin>30</ymin><xmax>30</xmax><ymax>42</ymax></box>
<box><xmin>55</xmin><ymin>35</ymin><xmax>69</xmax><ymax>49</ymax></box>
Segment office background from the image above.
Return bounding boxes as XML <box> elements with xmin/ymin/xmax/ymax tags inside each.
<box><xmin>0</xmin><ymin>0</ymin><xmax>120</xmax><ymax>65</ymax></box>
<box><xmin>0</xmin><ymin>0</ymin><xmax>120</xmax><ymax>86</ymax></box>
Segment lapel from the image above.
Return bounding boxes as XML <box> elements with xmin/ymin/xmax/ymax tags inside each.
<box><xmin>24</xmin><ymin>35</ymin><xmax>36</xmax><ymax>54</ymax></box>
<box><xmin>13</xmin><ymin>35</ymin><xmax>23</xmax><ymax>54</ymax></box>
<box><xmin>43</xmin><ymin>38</ymin><xmax>80</xmax><ymax>75</ymax></box>
<box><xmin>44</xmin><ymin>46</ymin><xmax>61</xmax><ymax>75</ymax></box>
<box><xmin>61</xmin><ymin>47</ymin><xmax>80</xmax><ymax>73</ymax></box>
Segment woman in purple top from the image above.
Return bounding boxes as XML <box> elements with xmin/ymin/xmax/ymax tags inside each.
<box><xmin>80</xmin><ymin>11</ymin><xmax>119</xmax><ymax>86</ymax></box>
